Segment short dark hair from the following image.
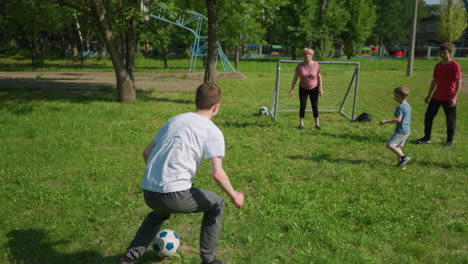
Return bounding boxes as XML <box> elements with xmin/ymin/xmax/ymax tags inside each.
<box><xmin>196</xmin><ymin>82</ymin><xmax>221</xmax><ymax>110</ymax></box>
<box><xmin>394</xmin><ymin>86</ymin><xmax>409</xmax><ymax>99</ymax></box>
<box><xmin>439</xmin><ymin>42</ymin><xmax>453</xmax><ymax>54</ymax></box>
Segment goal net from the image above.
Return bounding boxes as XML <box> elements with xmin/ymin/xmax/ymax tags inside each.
<box><xmin>271</xmin><ymin>60</ymin><xmax>360</xmax><ymax>121</ymax></box>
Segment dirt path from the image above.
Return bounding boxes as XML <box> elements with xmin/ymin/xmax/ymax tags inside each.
<box><xmin>0</xmin><ymin>71</ymin><xmax>247</xmax><ymax>92</ymax></box>
<box><xmin>1</xmin><ymin>71</ymin><xmax>465</xmax><ymax>94</ymax></box>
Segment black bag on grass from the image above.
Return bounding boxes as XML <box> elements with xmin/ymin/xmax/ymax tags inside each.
<box><xmin>354</xmin><ymin>113</ymin><xmax>372</xmax><ymax>122</ymax></box>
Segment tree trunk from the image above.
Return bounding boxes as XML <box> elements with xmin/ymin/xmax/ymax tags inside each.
<box><xmin>319</xmin><ymin>0</ymin><xmax>327</xmax><ymax>23</ymax></box>
<box><xmin>72</xmin><ymin>43</ymin><xmax>78</xmax><ymax>57</ymax></box>
<box><xmin>74</xmin><ymin>13</ymin><xmax>85</xmax><ymax>66</ymax></box>
<box><xmin>163</xmin><ymin>53</ymin><xmax>168</xmax><ymax>68</ymax></box>
<box><xmin>67</xmin><ymin>24</ymin><xmax>79</xmax><ymax>57</ymax></box>
<box><xmin>28</xmin><ymin>36</ymin><xmax>46</xmax><ymax>69</ymax></box>
<box><xmin>28</xmin><ymin>42</ymin><xmax>38</xmax><ymax>69</ymax></box>
<box><xmin>235</xmin><ymin>45</ymin><xmax>239</xmax><ymax>69</ymax></box>
<box><xmin>96</xmin><ymin>34</ymin><xmax>104</xmax><ymax>60</ymax></box>
<box><xmin>44</xmin><ymin>0</ymin><xmax>138</xmax><ymax>102</ymax></box>
<box><xmin>291</xmin><ymin>46</ymin><xmax>297</xmax><ymax>60</ymax></box>
<box><xmin>204</xmin><ymin>0</ymin><xmax>219</xmax><ymax>83</ymax></box>
<box><xmin>316</xmin><ymin>0</ymin><xmax>327</xmax><ymax>60</ymax></box>
<box><xmin>125</xmin><ymin>2</ymin><xmax>137</xmax><ymax>89</ymax></box>
<box><xmin>91</xmin><ymin>0</ymin><xmax>135</xmax><ymax>103</ymax></box>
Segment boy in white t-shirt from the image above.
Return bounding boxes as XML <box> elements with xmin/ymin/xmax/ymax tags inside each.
<box><xmin>118</xmin><ymin>83</ymin><xmax>244</xmax><ymax>264</ymax></box>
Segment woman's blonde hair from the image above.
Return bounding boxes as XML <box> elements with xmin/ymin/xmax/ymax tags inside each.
<box><xmin>303</xmin><ymin>48</ymin><xmax>314</xmax><ymax>56</ymax></box>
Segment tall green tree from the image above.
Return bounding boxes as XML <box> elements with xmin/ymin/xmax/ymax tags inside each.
<box><xmin>268</xmin><ymin>0</ymin><xmax>348</xmax><ymax>60</ymax></box>
<box><xmin>256</xmin><ymin>0</ymin><xmax>289</xmax><ymax>44</ymax></box>
<box><xmin>372</xmin><ymin>0</ymin><xmax>428</xmax><ymax>55</ymax></box>
<box><xmin>45</xmin><ymin>0</ymin><xmax>142</xmax><ymax>103</ymax></box>
<box><xmin>139</xmin><ymin>1</ymin><xmax>188</xmax><ymax>69</ymax></box>
<box><xmin>1</xmin><ymin>0</ymin><xmax>73</xmax><ymax>68</ymax></box>
<box><xmin>271</xmin><ymin>0</ymin><xmax>310</xmax><ymax>59</ymax></box>
<box><xmin>218</xmin><ymin>0</ymin><xmax>266</xmax><ymax>68</ymax></box>
<box><xmin>311</xmin><ymin>0</ymin><xmax>349</xmax><ymax>60</ymax></box>
<box><xmin>341</xmin><ymin>0</ymin><xmax>376</xmax><ymax>59</ymax></box>
<box><xmin>437</xmin><ymin>0</ymin><xmax>467</xmax><ymax>44</ymax></box>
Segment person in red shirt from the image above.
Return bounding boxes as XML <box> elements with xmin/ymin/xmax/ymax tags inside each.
<box><xmin>289</xmin><ymin>48</ymin><xmax>324</xmax><ymax>129</ymax></box>
<box><xmin>417</xmin><ymin>43</ymin><xmax>462</xmax><ymax>147</ymax></box>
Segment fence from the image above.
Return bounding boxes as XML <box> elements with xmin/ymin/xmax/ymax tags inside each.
<box><xmin>421</xmin><ymin>46</ymin><xmax>468</xmax><ymax>59</ymax></box>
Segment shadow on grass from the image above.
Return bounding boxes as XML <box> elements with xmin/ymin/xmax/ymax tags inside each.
<box><xmin>288</xmin><ymin>153</ymin><xmax>364</xmax><ymax>165</ymax></box>
<box><xmin>0</xmin><ymin>89</ymin><xmax>116</xmax><ymax>107</ymax></box>
<box><xmin>7</xmin><ymin>229</ymin><xmax>116</xmax><ymax>264</ymax></box>
<box><xmin>415</xmin><ymin>160</ymin><xmax>468</xmax><ymax>169</ymax></box>
<box><xmin>0</xmin><ymin>85</ymin><xmax>194</xmax><ymax>108</ymax></box>
<box><xmin>7</xmin><ymin>229</ymin><xmax>169</xmax><ymax>264</ymax></box>
<box><xmin>137</xmin><ymin>91</ymin><xmax>193</xmax><ymax>105</ymax></box>
<box><xmin>218</xmin><ymin>121</ymin><xmax>271</xmax><ymax>128</ymax></box>
<box><xmin>319</xmin><ymin>131</ymin><xmax>387</xmax><ymax>143</ymax></box>
<box><xmin>0</xmin><ymin>78</ymin><xmax>116</xmax><ymax>92</ymax></box>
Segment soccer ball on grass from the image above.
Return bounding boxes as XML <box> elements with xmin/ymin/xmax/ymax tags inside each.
<box><xmin>259</xmin><ymin>106</ymin><xmax>269</xmax><ymax>115</ymax></box>
<box><xmin>152</xmin><ymin>229</ymin><xmax>180</xmax><ymax>257</ymax></box>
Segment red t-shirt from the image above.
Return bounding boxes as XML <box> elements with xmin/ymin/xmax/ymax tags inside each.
<box><xmin>432</xmin><ymin>60</ymin><xmax>462</xmax><ymax>101</ymax></box>
<box><xmin>295</xmin><ymin>61</ymin><xmax>320</xmax><ymax>90</ymax></box>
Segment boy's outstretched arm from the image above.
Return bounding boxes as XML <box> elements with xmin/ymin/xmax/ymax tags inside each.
<box><xmin>379</xmin><ymin>115</ymin><xmax>402</xmax><ymax>125</ymax></box>
<box><xmin>210</xmin><ymin>156</ymin><xmax>244</xmax><ymax>209</ymax></box>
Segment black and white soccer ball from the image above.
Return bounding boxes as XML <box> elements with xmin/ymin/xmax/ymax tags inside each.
<box><xmin>259</xmin><ymin>106</ymin><xmax>269</xmax><ymax>115</ymax></box>
<box><xmin>152</xmin><ymin>229</ymin><xmax>180</xmax><ymax>257</ymax></box>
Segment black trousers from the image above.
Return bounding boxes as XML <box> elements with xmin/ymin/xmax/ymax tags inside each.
<box><xmin>299</xmin><ymin>86</ymin><xmax>319</xmax><ymax>118</ymax></box>
<box><xmin>424</xmin><ymin>98</ymin><xmax>457</xmax><ymax>142</ymax></box>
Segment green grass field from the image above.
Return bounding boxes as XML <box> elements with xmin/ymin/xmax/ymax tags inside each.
<box><xmin>0</xmin><ymin>56</ymin><xmax>467</xmax><ymax>264</ymax></box>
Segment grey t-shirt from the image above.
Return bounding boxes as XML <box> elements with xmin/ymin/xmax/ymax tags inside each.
<box><xmin>394</xmin><ymin>103</ymin><xmax>411</xmax><ymax>134</ymax></box>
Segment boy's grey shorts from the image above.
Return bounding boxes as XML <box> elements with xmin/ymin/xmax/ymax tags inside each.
<box><xmin>387</xmin><ymin>132</ymin><xmax>410</xmax><ymax>147</ymax></box>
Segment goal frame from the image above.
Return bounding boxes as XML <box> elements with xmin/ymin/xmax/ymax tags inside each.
<box><xmin>271</xmin><ymin>60</ymin><xmax>360</xmax><ymax>121</ymax></box>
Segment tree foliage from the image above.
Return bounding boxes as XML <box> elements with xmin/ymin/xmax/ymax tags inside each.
<box><xmin>341</xmin><ymin>0</ymin><xmax>377</xmax><ymax>59</ymax></box>
<box><xmin>311</xmin><ymin>0</ymin><xmax>349</xmax><ymax>60</ymax></box>
<box><xmin>44</xmin><ymin>0</ymin><xmax>144</xmax><ymax>102</ymax></box>
<box><xmin>437</xmin><ymin>0</ymin><xmax>467</xmax><ymax>44</ymax></box>
<box><xmin>270</xmin><ymin>0</ymin><xmax>310</xmax><ymax>59</ymax></box>
<box><xmin>372</xmin><ymin>0</ymin><xmax>428</xmax><ymax>49</ymax></box>
<box><xmin>1</xmin><ymin>0</ymin><xmax>73</xmax><ymax>67</ymax></box>
<box><xmin>264</xmin><ymin>0</ymin><xmax>349</xmax><ymax>60</ymax></box>
<box><xmin>218</xmin><ymin>0</ymin><xmax>266</xmax><ymax>67</ymax></box>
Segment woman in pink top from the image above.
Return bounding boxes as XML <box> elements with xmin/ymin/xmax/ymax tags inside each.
<box><xmin>289</xmin><ymin>48</ymin><xmax>323</xmax><ymax>129</ymax></box>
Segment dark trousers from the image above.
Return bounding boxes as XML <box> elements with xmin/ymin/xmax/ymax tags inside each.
<box><xmin>423</xmin><ymin>98</ymin><xmax>457</xmax><ymax>142</ymax></box>
<box><xmin>125</xmin><ymin>188</ymin><xmax>225</xmax><ymax>263</ymax></box>
<box><xmin>299</xmin><ymin>86</ymin><xmax>319</xmax><ymax>118</ymax></box>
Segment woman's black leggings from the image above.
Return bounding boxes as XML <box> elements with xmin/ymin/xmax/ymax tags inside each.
<box><xmin>299</xmin><ymin>86</ymin><xmax>319</xmax><ymax>118</ymax></box>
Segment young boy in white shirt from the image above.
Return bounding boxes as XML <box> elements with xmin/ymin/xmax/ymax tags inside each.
<box><xmin>118</xmin><ymin>83</ymin><xmax>244</xmax><ymax>264</ymax></box>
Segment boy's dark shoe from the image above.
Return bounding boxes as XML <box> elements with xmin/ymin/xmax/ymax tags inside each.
<box><xmin>298</xmin><ymin>125</ymin><xmax>304</xmax><ymax>130</ymax></box>
<box><xmin>444</xmin><ymin>141</ymin><xmax>453</xmax><ymax>147</ymax></box>
<box><xmin>117</xmin><ymin>255</ymin><xmax>136</xmax><ymax>264</ymax></box>
<box><xmin>397</xmin><ymin>156</ymin><xmax>411</xmax><ymax>167</ymax></box>
<box><xmin>201</xmin><ymin>260</ymin><xmax>227</xmax><ymax>264</ymax></box>
<box><xmin>315</xmin><ymin>125</ymin><xmax>321</xmax><ymax>130</ymax></box>
<box><xmin>416</xmin><ymin>137</ymin><xmax>431</xmax><ymax>144</ymax></box>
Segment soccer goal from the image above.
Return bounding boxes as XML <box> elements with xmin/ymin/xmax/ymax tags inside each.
<box><xmin>271</xmin><ymin>60</ymin><xmax>360</xmax><ymax>121</ymax></box>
